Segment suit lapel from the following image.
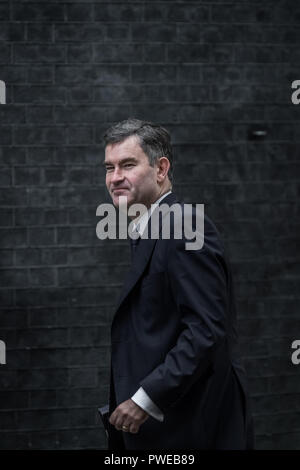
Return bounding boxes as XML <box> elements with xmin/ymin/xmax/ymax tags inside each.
<box><xmin>113</xmin><ymin>192</ymin><xmax>179</xmax><ymax>315</ymax></box>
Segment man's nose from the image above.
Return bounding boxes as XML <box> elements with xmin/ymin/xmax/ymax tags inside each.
<box><xmin>110</xmin><ymin>167</ymin><xmax>125</xmax><ymax>183</ymax></box>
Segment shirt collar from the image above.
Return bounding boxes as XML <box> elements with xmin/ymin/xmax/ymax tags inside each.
<box><xmin>133</xmin><ymin>190</ymin><xmax>172</xmax><ymax>236</ymax></box>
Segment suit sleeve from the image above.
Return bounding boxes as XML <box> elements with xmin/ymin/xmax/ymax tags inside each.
<box><xmin>139</xmin><ymin>220</ymin><xmax>229</xmax><ymax>413</ymax></box>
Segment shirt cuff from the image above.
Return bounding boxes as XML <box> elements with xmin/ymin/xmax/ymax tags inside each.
<box><xmin>131</xmin><ymin>387</ymin><xmax>164</xmax><ymax>422</ymax></box>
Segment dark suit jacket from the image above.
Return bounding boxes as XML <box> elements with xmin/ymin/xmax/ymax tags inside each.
<box><xmin>108</xmin><ymin>192</ymin><xmax>254</xmax><ymax>450</ymax></box>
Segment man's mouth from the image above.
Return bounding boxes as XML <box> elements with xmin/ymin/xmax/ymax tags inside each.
<box><xmin>112</xmin><ymin>188</ymin><xmax>129</xmax><ymax>193</ymax></box>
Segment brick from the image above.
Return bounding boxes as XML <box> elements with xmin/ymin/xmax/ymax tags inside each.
<box><xmin>70</xmin><ymin>326</ymin><xmax>110</xmax><ymax>347</ymax></box>
<box><xmin>57</xmin><ymin>265</ymin><xmax>127</xmax><ymax>286</ymax></box>
<box><xmin>272</xmin><ymin>432</ymin><xmax>300</xmax><ymax>450</ymax></box>
<box><xmin>178</xmin><ymin>65</ymin><xmax>202</xmax><ymax>83</ymax></box>
<box><xmin>55</xmin><ymin>24</ymin><xmax>105</xmax><ymax>42</ymax></box>
<box><xmin>26</xmin><ymin>106</ymin><xmax>54</xmax><ymax>124</ymax></box>
<box><xmin>28</xmin><ymin>227</ymin><xmax>55</xmax><ymax>245</ymax></box>
<box><xmin>0</xmin><ymin>290</ymin><xmax>14</xmax><ymax>307</ymax></box>
<box><xmin>68</xmin><ymin>206</ymin><xmax>101</xmax><ymax>224</ymax></box>
<box><xmin>67</xmin><ymin>347</ymin><xmax>109</xmax><ymax>366</ymax></box>
<box><xmin>0</xmin><ymin>250</ymin><xmax>13</xmax><ymax>265</ymax></box>
<box><xmin>132</xmin><ymin>24</ymin><xmax>176</xmax><ymax>42</ymax></box>
<box><xmin>16</xmin><ymin>328</ymin><xmax>68</xmax><ymax>348</ymax></box>
<box><xmin>56</xmin><ymin>187</ymin><xmax>102</xmax><ymax>207</ymax></box>
<box><xmin>0</xmin><ymin>269</ymin><xmax>28</xmax><ymax>288</ymax></box>
<box><xmin>43</xmin><ymin>167</ymin><xmax>67</xmax><ymax>185</ymax></box>
<box><xmin>0</xmin><ymin>126</ymin><xmax>12</xmax><ymax>144</ymax></box>
<box><xmin>29</xmin><ymin>308</ymin><xmax>57</xmax><ymax>327</ymax></box>
<box><xmin>202</xmin><ymin>65</ymin><xmax>243</xmax><ymax>84</ymax></box>
<box><xmin>67</xmin><ymin>87</ymin><xmax>93</xmax><ymax>103</ymax></box>
<box><xmin>94</xmin><ymin>4</ymin><xmax>142</xmax><ymax>21</ymax></box>
<box><xmin>29</xmin><ymin>267</ymin><xmax>56</xmax><ymax>286</ymax></box>
<box><xmin>30</xmin><ymin>390</ymin><xmax>57</xmax><ymax>409</ymax></box>
<box><xmin>57</xmin><ymin>226</ymin><xmax>98</xmax><ymax>245</ymax></box>
<box><xmin>13</xmin><ymin>3</ymin><xmax>64</xmax><ymax>22</ymax></box>
<box><xmin>178</xmin><ymin>24</ymin><xmax>242</xmax><ymax>44</ymax></box>
<box><xmin>0</xmin><ymin>2</ymin><xmax>9</xmax><ymax>21</ymax></box>
<box><xmin>67</xmin><ymin>44</ymin><xmax>93</xmax><ymax>65</ymax></box>
<box><xmin>27</xmin><ymin>188</ymin><xmax>57</xmax><ymax>207</ymax></box>
<box><xmin>29</xmin><ymin>431</ymin><xmax>57</xmax><ymax>450</ymax></box>
<box><xmin>55</xmin><ymin>146</ymin><xmax>102</xmax><ymax>164</ymax></box>
<box><xmin>211</xmin><ymin>5</ymin><xmax>258</xmax><ymax>23</ymax></box>
<box><xmin>30</xmin><ymin>349</ymin><xmax>67</xmax><ymax>368</ymax></box>
<box><xmin>1</xmin><ymin>308</ymin><xmax>28</xmax><ymax>327</ymax></box>
<box><xmin>0</xmin><ymin>391</ymin><xmax>28</xmax><ymax>410</ymax></box>
<box><xmin>0</xmin><ymin>433</ymin><xmax>30</xmax><ymax>450</ymax></box>
<box><xmin>0</xmin><ymin>228</ymin><xmax>27</xmax><ymax>247</ymax></box>
<box><xmin>56</xmin><ymin>428</ymin><xmax>103</xmax><ymax>450</ymax></box>
<box><xmin>67</xmin><ymin>126</ymin><xmax>94</xmax><ymax>144</ymax></box>
<box><xmin>0</xmin><ymin>104</ymin><xmax>25</xmax><ymax>124</ymax></box>
<box><xmin>69</xmin><ymin>368</ymin><xmax>97</xmax><ymax>388</ymax></box>
<box><xmin>66</xmin><ymin>4</ymin><xmax>94</xmax><ymax>22</ymax></box>
<box><xmin>0</xmin><ymin>65</ymin><xmax>27</xmax><ymax>83</ymax></box>
<box><xmin>68</xmin><ymin>168</ymin><xmax>93</xmax><ymax>185</ymax></box>
<box><xmin>7</xmin><ymin>350</ymin><xmax>31</xmax><ymax>369</ymax></box>
<box><xmin>142</xmin><ymin>84</ymin><xmax>168</xmax><ymax>102</ymax></box>
<box><xmin>144</xmin><ymin>44</ymin><xmax>166</xmax><ymax>62</ymax></box>
<box><xmin>14</xmin><ymin>45</ymin><xmax>65</xmax><ymax>64</ymax></box>
<box><xmin>14</xmin><ymin>167</ymin><xmax>41</xmax><ymax>186</ymax></box>
<box><xmin>43</xmin><ymin>210</ymin><xmax>68</xmax><ymax>226</ymax></box>
<box><xmin>0</xmin><ymin>371</ymin><xmax>17</xmax><ymax>390</ymax></box>
<box><xmin>55</xmin><ymin>105</ymin><xmax>107</xmax><ymax>123</ymax></box>
<box><xmin>0</xmin><ymin>187</ymin><xmax>28</xmax><ymax>205</ymax></box>
<box><xmin>0</xmin><ymin>168</ymin><xmax>12</xmax><ymax>185</ymax></box>
<box><xmin>0</xmin><ymin>411</ymin><xmax>17</xmax><ymax>430</ymax></box>
<box><xmin>131</xmin><ymin>64</ymin><xmax>177</xmax><ymax>83</ymax></box>
<box><xmin>55</xmin><ymin>306</ymin><xmax>110</xmax><ymax>327</ymax></box>
<box><xmin>0</xmin><ymin>24</ymin><xmax>25</xmax><ymax>42</ymax></box>
<box><xmin>27</xmin><ymin>148</ymin><xmax>55</xmax><ymax>165</ymax></box>
<box><xmin>145</xmin><ymin>4</ymin><xmax>209</xmax><ymax>22</ymax></box>
<box><xmin>27</xmin><ymin>66</ymin><xmax>54</xmax><ymax>84</ymax></box>
<box><xmin>17</xmin><ymin>409</ymin><xmax>69</xmax><ymax>430</ymax></box>
<box><xmin>106</xmin><ymin>105</ymin><xmax>135</xmax><ymax>123</ymax></box>
<box><xmin>55</xmin><ymin>65</ymin><xmax>130</xmax><ymax>84</ymax></box>
<box><xmin>27</xmin><ymin>24</ymin><xmax>53</xmax><ymax>42</ymax></box>
<box><xmin>94</xmin><ymin>44</ymin><xmax>143</xmax><ymax>63</ymax></box>
<box><xmin>56</xmin><ymin>388</ymin><xmax>106</xmax><ymax>408</ymax></box>
<box><xmin>103</xmin><ymin>24</ymin><xmax>131</xmax><ymax>41</ymax></box>
<box><xmin>167</xmin><ymin>44</ymin><xmax>209</xmax><ymax>63</ymax></box>
<box><xmin>13</xmin><ymin>126</ymin><xmax>65</xmax><ymax>145</ymax></box>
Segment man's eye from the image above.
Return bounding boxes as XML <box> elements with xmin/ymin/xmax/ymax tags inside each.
<box><xmin>106</xmin><ymin>167</ymin><xmax>114</xmax><ymax>172</ymax></box>
<box><xmin>124</xmin><ymin>164</ymin><xmax>134</xmax><ymax>168</ymax></box>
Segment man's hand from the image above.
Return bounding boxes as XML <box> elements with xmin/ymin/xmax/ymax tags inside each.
<box><xmin>109</xmin><ymin>398</ymin><xmax>149</xmax><ymax>434</ymax></box>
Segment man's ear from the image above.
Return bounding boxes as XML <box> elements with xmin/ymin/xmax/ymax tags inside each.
<box><xmin>156</xmin><ymin>157</ymin><xmax>170</xmax><ymax>183</ymax></box>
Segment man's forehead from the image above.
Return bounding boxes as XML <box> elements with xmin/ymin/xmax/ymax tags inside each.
<box><xmin>106</xmin><ymin>135</ymin><xmax>140</xmax><ymax>151</ymax></box>
<box><xmin>104</xmin><ymin>136</ymin><xmax>145</xmax><ymax>161</ymax></box>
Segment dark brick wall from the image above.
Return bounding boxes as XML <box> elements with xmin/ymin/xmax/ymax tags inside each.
<box><xmin>0</xmin><ymin>0</ymin><xmax>299</xmax><ymax>449</ymax></box>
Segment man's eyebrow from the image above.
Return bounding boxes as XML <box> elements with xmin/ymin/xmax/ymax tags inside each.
<box><xmin>103</xmin><ymin>157</ymin><xmax>138</xmax><ymax>166</ymax></box>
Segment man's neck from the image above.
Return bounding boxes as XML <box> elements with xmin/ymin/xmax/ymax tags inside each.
<box><xmin>147</xmin><ymin>187</ymin><xmax>172</xmax><ymax>209</ymax></box>
<box><xmin>132</xmin><ymin>190</ymin><xmax>172</xmax><ymax>235</ymax></box>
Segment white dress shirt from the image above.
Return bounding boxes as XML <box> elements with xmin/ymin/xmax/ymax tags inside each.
<box><xmin>130</xmin><ymin>190</ymin><xmax>172</xmax><ymax>422</ymax></box>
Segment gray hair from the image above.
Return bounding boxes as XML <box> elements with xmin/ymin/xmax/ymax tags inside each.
<box><xmin>103</xmin><ymin>118</ymin><xmax>174</xmax><ymax>183</ymax></box>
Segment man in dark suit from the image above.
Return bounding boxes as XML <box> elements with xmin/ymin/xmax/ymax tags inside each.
<box><xmin>103</xmin><ymin>118</ymin><xmax>254</xmax><ymax>450</ymax></box>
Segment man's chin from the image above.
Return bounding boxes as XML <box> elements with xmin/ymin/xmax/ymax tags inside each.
<box><xmin>112</xmin><ymin>194</ymin><xmax>131</xmax><ymax>211</ymax></box>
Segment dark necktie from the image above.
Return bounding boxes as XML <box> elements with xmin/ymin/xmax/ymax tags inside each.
<box><xmin>129</xmin><ymin>224</ymin><xmax>140</xmax><ymax>261</ymax></box>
